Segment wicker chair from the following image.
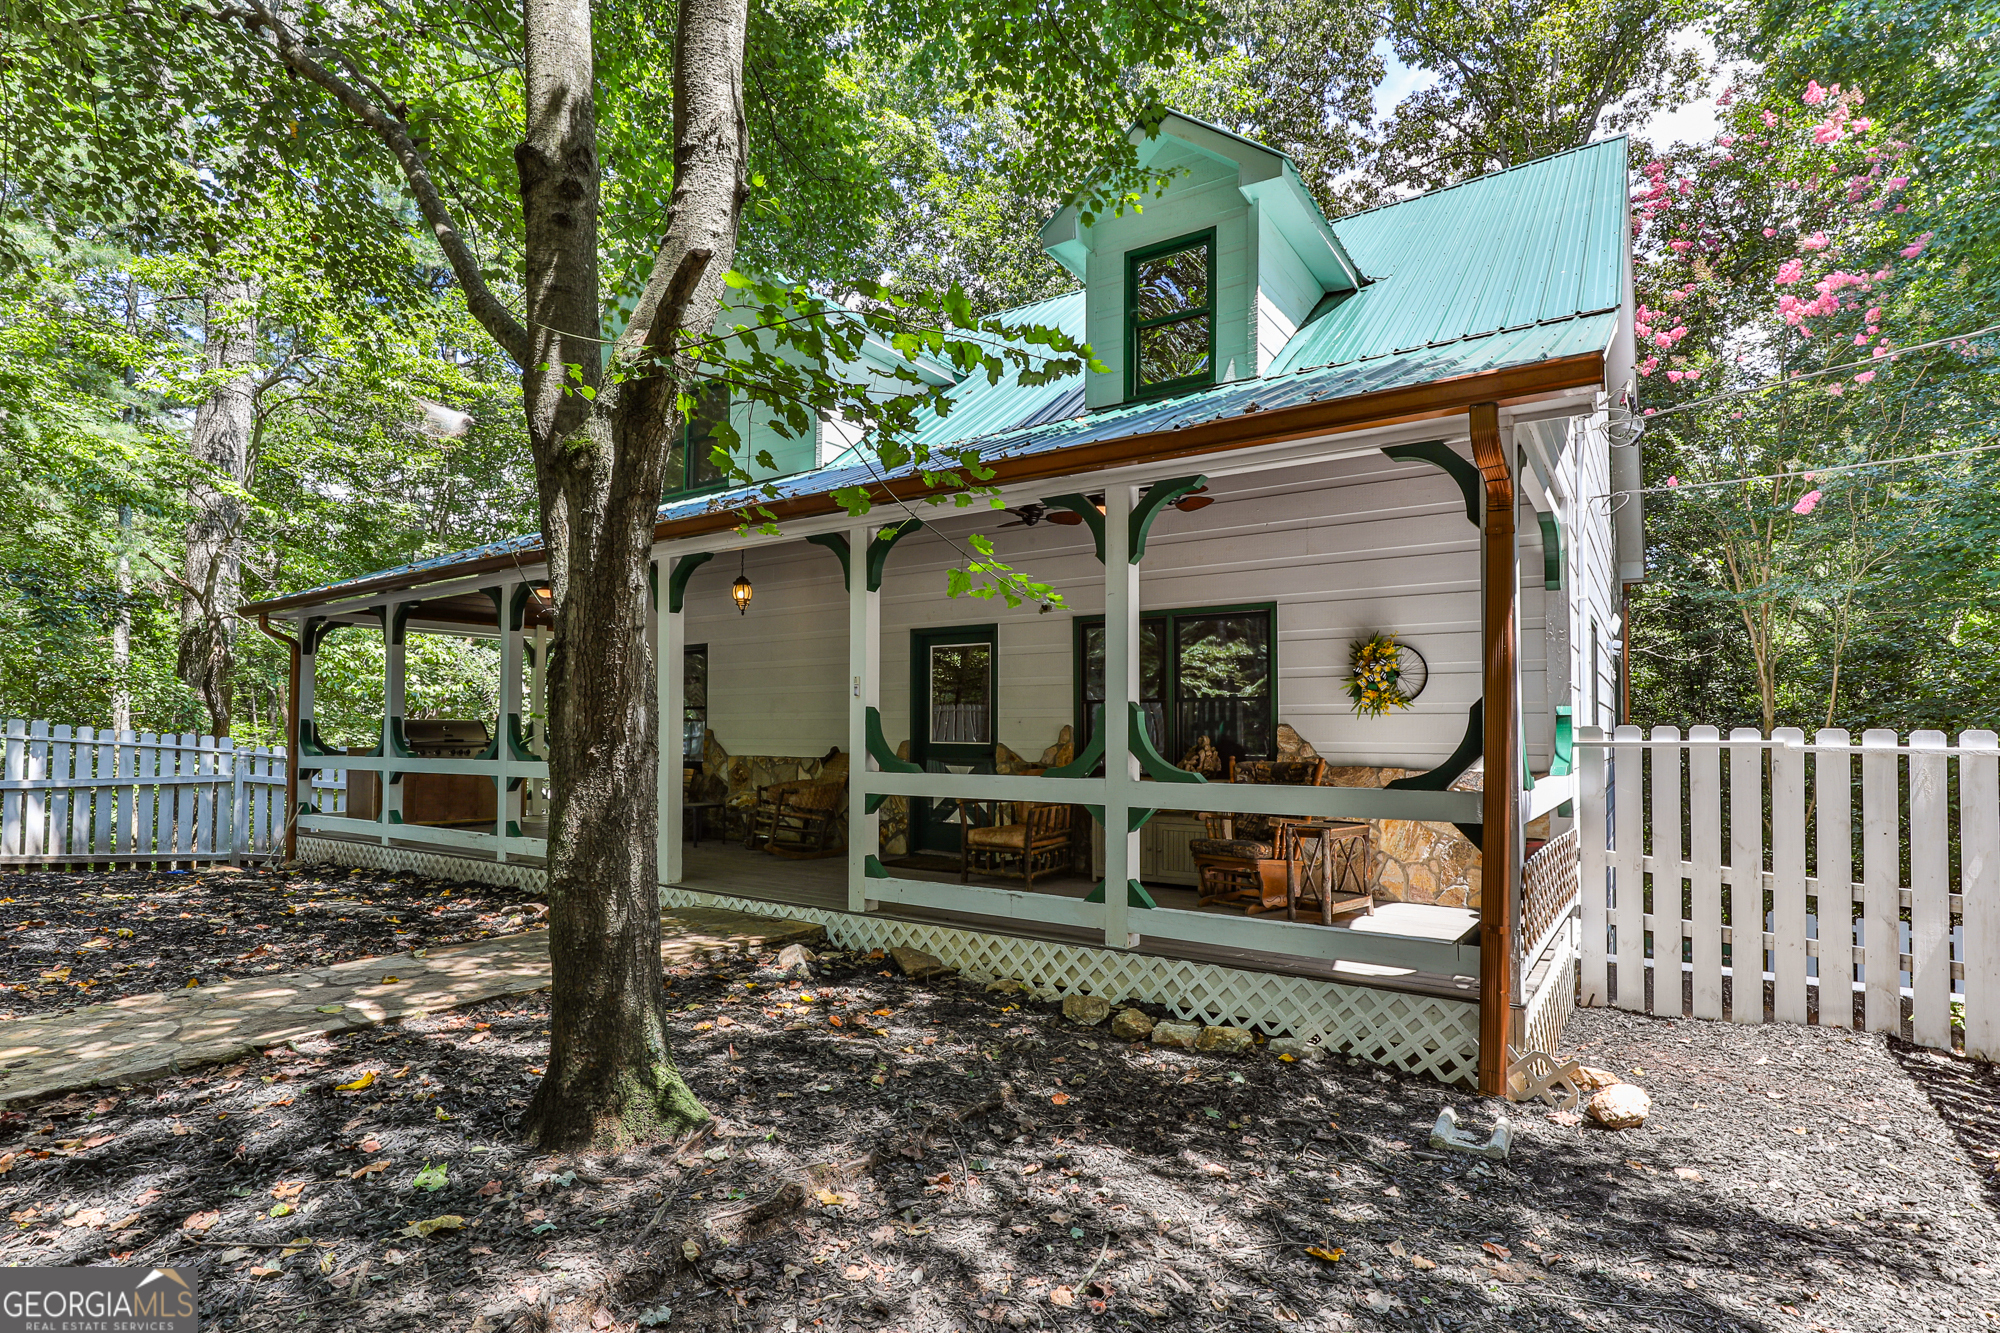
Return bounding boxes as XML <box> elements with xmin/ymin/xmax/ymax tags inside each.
<box><xmin>957</xmin><ymin>796</ymin><xmax>1075</xmax><ymax>890</ymax></box>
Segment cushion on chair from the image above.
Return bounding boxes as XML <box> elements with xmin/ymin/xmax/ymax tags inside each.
<box><xmin>966</xmin><ymin>824</ymin><xmax>1031</xmax><ymax>850</ymax></box>
<box><xmin>1188</xmin><ymin>838</ymin><xmax>1274</xmax><ymax>860</ymax></box>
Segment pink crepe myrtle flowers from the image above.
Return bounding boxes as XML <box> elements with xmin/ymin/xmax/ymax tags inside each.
<box><xmin>1900</xmin><ymin>232</ymin><xmax>1933</xmax><ymax>258</ymax></box>
<box><xmin>1793</xmin><ymin>489</ymin><xmax>1823</xmax><ymax>514</ymax></box>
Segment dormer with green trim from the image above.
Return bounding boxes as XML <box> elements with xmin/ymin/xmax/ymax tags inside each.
<box><xmin>1038</xmin><ymin>112</ymin><xmax>1363</xmax><ymax>411</ymax></box>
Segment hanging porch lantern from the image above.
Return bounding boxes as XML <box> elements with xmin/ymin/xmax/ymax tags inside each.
<box><xmin>731</xmin><ymin>550</ymin><xmax>753</xmax><ymax>615</ymax></box>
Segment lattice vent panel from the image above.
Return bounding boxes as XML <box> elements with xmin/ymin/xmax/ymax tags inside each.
<box><xmin>1520</xmin><ymin>928</ymin><xmax>1579</xmax><ymax>1061</ymax></box>
<box><xmin>298</xmin><ymin>837</ymin><xmax>550</xmax><ymax>894</ymax></box>
<box><xmin>295</xmin><ymin>845</ymin><xmax>1482</xmax><ymax>1088</ymax></box>
<box><xmin>661</xmin><ymin>887</ymin><xmax>1480</xmax><ymax>1086</ymax></box>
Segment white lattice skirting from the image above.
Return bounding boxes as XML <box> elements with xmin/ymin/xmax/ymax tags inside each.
<box><xmin>1519</xmin><ymin>925</ymin><xmax>1579</xmax><ymax>1062</ymax></box>
<box><xmin>297</xmin><ymin>836</ymin><xmax>552</xmax><ymax>893</ymax></box>
<box><xmin>297</xmin><ymin>838</ymin><xmax>1481</xmax><ymax>1085</ymax></box>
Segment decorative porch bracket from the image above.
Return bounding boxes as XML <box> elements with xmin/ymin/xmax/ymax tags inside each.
<box><xmin>810</xmin><ymin>520</ymin><xmax>926</xmax><ymax>592</ymax></box>
<box><xmin>863</xmin><ymin>705</ymin><xmax>921</xmax><ymax>814</ymax></box>
<box><xmin>666</xmin><ymin>552</ymin><xmax>714</xmax><ymax>613</ymax></box>
<box><xmin>1381</xmin><ymin>441</ymin><xmax>1479</xmax><ymax>526</ymax></box>
<box><xmin>1083</xmin><ymin>879</ymin><xmax>1158</xmax><ymax>908</ymax></box>
<box><xmin>1075</xmin><ymin>702</ymin><xmax>1204</xmax><ymax>833</ymax></box>
<box><xmin>1385</xmin><ymin>701</ymin><xmax>1484</xmax><ymax>843</ymax></box>
<box><xmin>1538</xmin><ymin>513</ymin><xmax>1564</xmax><ymax>590</ymax></box>
<box><xmin>1549</xmin><ymin>706</ymin><xmax>1574</xmax><ymax>816</ymax></box>
<box><xmin>1043</xmin><ymin>475</ymin><xmax>1206</xmax><ymax>565</ymax></box>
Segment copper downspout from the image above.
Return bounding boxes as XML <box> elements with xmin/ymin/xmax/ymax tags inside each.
<box><xmin>1469</xmin><ymin>402</ymin><xmax>1521</xmax><ymax>1097</ymax></box>
<box><xmin>255</xmin><ymin>612</ymin><xmax>301</xmax><ymax>862</ymax></box>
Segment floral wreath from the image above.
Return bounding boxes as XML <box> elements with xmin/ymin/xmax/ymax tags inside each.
<box><xmin>1345</xmin><ymin>632</ymin><xmax>1414</xmax><ymax>718</ymax></box>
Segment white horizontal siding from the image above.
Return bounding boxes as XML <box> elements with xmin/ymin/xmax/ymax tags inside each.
<box><xmin>687</xmin><ymin>448</ymin><xmax>1565</xmax><ymax>773</ymax></box>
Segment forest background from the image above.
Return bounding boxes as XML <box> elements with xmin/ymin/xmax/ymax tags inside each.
<box><xmin>1</xmin><ymin>0</ymin><xmax>1994</xmax><ymax>749</ymax></box>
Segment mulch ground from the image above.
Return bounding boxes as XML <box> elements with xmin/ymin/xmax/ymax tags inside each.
<box><xmin>0</xmin><ymin>869</ymin><xmax>1995</xmax><ymax>1333</ymax></box>
<box><xmin>0</xmin><ymin>865</ymin><xmax>547</xmax><ymax>1017</ymax></box>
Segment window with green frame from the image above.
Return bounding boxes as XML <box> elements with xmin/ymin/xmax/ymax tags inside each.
<box><xmin>665</xmin><ymin>381</ymin><xmax>730</xmax><ymax>497</ymax></box>
<box><xmin>1076</xmin><ymin>603</ymin><xmax>1275</xmax><ymax>765</ymax></box>
<box><xmin>683</xmin><ymin>643</ymin><xmax>708</xmax><ymax>759</ymax></box>
<box><xmin>1125</xmin><ymin>230</ymin><xmax>1216</xmax><ymax>401</ymax></box>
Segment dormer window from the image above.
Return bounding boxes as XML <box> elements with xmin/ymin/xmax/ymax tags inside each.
<box><xmin>1125</xmin><ymin>229</ymin><xmax>1216</xmax><ymax>401</ymax></box>
<box><xmin>667</xmin><ymin>382</ymin><xmax>730</xmax><ymax>496</ymax></box>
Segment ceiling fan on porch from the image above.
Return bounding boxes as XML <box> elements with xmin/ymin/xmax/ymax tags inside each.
<box><xmin>1040</xmin><ymin>485</ymin><xmax>1214</xmax><ymax>525</ymax></box>
<box><xmin>997</xmin><ymin>503</ymin><xmax>1050</xmax><ymax>529</ymax></box>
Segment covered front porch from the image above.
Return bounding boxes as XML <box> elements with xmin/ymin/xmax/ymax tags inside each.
<box><xmin>274</xmin><ymin>404</ymin><xmax>1592</xmax><ymax>1092</ymax></box>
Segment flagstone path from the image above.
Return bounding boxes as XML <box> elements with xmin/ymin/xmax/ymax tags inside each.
<box><xmin>0</xmin><ymin>906</ymin><xmax>822</xmax><ymax>1107</ymax></box>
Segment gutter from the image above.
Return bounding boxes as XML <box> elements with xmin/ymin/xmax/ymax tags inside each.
<box><xmin>242</xmin><ymin>349</ymin><xmax>1608</xmax><ymax>617</ymax></box>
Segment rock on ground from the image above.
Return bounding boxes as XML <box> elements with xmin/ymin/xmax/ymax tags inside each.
<box><xmin>1266</xmin><ymin>1037</ymin><xmax>1321</xmax><ymax>1062</ymax></box>
<box><xmin>1061</xmin><ymin>994</ymin><xmax>1110</xmax><ymax>1026</ymax></box>
<box><xmin>1194</xmin><ymin>1026</ymin><xmax>1253</xmax><ymax>1054</ymax></box>
<box><xmin>1587</xmin><ymin>1081</ymin><xmax>1652</xmax><ymax>1129</ymax></box>
<box><xmin>1151</xmin><ymin>1021</ymin><xmax>1201</xmax><ymax>1048</ymax></box>
<box><xmin>888</xmin><ymin>946</ymin><xmax>952</xmax><ymax>980</ymax></box>
<box><xmin>1110</xmin><ymin>1008</ymin><xmax>1155</xmax><ymax>1041</ymax></box>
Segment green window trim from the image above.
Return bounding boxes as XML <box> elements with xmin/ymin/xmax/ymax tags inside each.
<box><xmin>665</xmin><ymin>381</ymin><xmax>734</xmax><ymax>499</ymax></box>
<box><xmin>1124</xmin><ymin>228</ymin><xmax>1217</xmax><ymax>403</ymax></box>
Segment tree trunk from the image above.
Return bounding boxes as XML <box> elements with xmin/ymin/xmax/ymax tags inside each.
<box><xmin>520</xmin><ymin>0</ymin><xmax>749</xmax><ymax>1152</ymax></box>
<box><xmin>179</xmin><ymin>279</ymin><xmax>258</xmax><ymax>736</ymax></box>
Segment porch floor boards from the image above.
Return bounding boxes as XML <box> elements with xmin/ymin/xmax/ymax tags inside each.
<box><xmin>308</xmin><ymin>830</ymin><xmax>1480</xmax><ymax>1001</ymax></box>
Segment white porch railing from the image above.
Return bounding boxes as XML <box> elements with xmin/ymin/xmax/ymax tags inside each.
<box><xmin>0</xmin><ymin>718</ymin><xmax>333</xmax><ymax>864</ymax></box>
<box><xmin>1575</xmin><ymin>726</ymin><xmax>2000</xmax><ymax>1061</ymax></box>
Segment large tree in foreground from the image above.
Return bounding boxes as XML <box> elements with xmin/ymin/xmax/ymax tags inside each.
<box><xmin>5</xmin><ymin>0</ymin><xmax>1201</xmax><ymax>1146</ymax></box>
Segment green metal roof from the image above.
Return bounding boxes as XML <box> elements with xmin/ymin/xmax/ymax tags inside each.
<box><xmin>259</xmin><ymin>139</ymin><xmax>1627</xmax><ymax>608</ymax></box>
<box><xmin>1271</xmin><ymin>137</ymin><xmax>1629</xmax><ymax>375</ymax></box>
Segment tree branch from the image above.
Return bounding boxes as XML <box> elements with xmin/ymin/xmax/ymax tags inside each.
<box><xmin>222</xmin><ymin>0</ymin><xmax>531</xmax><ymax>366</ymax></box>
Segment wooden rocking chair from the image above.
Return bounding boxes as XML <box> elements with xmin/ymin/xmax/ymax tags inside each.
<box><xmin>766</xmin><ymin>781</ymin><xmax>845</xmax><ymax>859</ymax></box>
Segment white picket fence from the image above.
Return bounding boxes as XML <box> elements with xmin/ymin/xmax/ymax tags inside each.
<box><xmin>1574</xmin><ymin>726</ymin><xmax>1999</xmax><ymax>1061</ymax></box>
<box><xmin>0</xmin><ymin>718</ymin><xmax>343</xmax><ymax>866</ymax></box>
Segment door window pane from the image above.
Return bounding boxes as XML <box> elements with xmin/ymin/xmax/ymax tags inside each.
<box><xmin>929</xmin><ymin>643</ymin><xmax>992</xmax><ymax>744</ymax></box>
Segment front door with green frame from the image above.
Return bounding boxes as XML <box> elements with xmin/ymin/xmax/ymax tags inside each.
<box><xmin>910</xmin><ymin>625</ymin><xmax>998</xmax><ymax>855</ymax></box>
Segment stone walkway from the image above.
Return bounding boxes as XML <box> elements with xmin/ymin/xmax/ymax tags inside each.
<box><xmin>0</xmin><ymin>906</ymin><xmax>822</xmax><ymax>1107</ymax></box>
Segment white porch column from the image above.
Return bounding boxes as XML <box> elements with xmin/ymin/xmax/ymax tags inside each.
<box><xmin>1101</xmin><ymin>483</ymin><xmax>1139</xmax><ymax>949</ymax></box>
<box><xmin>296</xmin><ymin>629</ymin><xmax>319</xmax><ymax>823</ymax></box>
<box><xmin>658</xmin><ymin>559</ymin><xmax>686</xmax><ymax>887</ymax></box>
<box><xmin>847</xmin><ymin>523</ymin><xmax>881</xmax><ymax>914</ymax></box>
<box><xmin>381</xmin><ymin>603</ymin><xmax>406</xmax><ymax>837</ymax></box>
<box><xmin>496</xmin><ymin>581</ymin><xmax>523</xmax><ymax>862</ymax></box>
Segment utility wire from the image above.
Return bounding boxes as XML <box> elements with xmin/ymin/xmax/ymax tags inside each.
<box><xmin>1611</xmin><ymin>438</ymin><xmax>2000</xmax><ymax>498</ymax></box>
<box><xmin>1612</xmin><ymin>321</ymin><xmax>2000</xmax><ymax>432</ymax></box>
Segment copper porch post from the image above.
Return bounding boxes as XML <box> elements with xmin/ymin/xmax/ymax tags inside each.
<box><xmin>1470</xmin><ymin>402</ymin><xmax>1520</xmax><ymax>1096</ymax></box>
